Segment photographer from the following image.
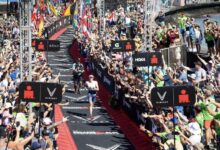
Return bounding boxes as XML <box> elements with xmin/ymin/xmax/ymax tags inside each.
<box><xmin>72</xmin><ymin>58</ymin><xmax>84</xmax><ymax>94</ymax></box>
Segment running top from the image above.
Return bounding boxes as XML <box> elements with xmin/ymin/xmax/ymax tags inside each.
<box><xmin>86</xmin><ymin>81</ymin><xmax>98</xmax><ymax>94</ymax></box>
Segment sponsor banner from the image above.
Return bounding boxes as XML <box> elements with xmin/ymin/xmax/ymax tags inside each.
<box><xmin>123</xmin><ymin>99</ymin><xmax>132</xmax><ymax>111</ymax></box>
<box><xmin>35</xmin><ymin>39</ymin><xmax>48</xmax><ymax>51</ymax></box>
<box><xmin>151</xmin><ymin>87</ymin><xmax>173</xmax><ymax>107</ymax></box>
<box><xmin>91</xmin><ymin>60</ymin><xmax>115</xmax><ymax>92</ymax></box>
<box><xmin>19</xmin><ymin>82</ymin><xmax>62</xmax><ymax>103</ymax></box>
<box><xmin>110</xmin><ymin>40</ymin><xmax>135</xmax><ymax>52</ymax></box>
<box><xmin>173</xmin><ymin>86</ymin><xmax>196</xmax><ymax>106</ymax></box>
<box><xmin>19</xmin><ymin>82</ymin><xmax>41</xmax><ymax>103</ymax></box>
<box><xmin>110</xmin><ymin>41</ymin><xmax>124</xmax><ymax>52</ymax></box>
<box><xmin>32</xmin><ymin>39</ymin><xmax>37</xmax><ymax>47</ymax></box>
<box><xmin>43</xmin><ymin>16</ymin><xmax>72</xmax><ymax>39</ymax></box>
<box><xmin>123</xmin><ymin>40</ymin><xmax>135</xmax><ymax>52</ymax></box>
<box><xmin>132</xmin><ymin>53</ymin><xmax>148</xmax><ymax>67</ymax></box>
<box><xmin>133</xmin><ymin>52</ymin><xmax>162</xmax><ymax>67</ymax></box>
<box><xmin>41</xmin><ymin>83</ymin><xmax>62</xmax><ymax>103</ymax></box>
<box><xmin>35</xmin><ymin>39</ymin><xmax>60</xmax><ymax>52</ymax></box>
<box><xmin>149</xmin><ymin>52</ymin><xmax>162</xmax><ymax>66</ymax></box>
<box><xmin>47</xmin><ymin>40</ymin><xmax>60</xmax><ymax>51</ymax></box>
<box><xmin>151</xmin><ymin>86</ymin><xmax>196</xmax><ymax>107</ymax></box>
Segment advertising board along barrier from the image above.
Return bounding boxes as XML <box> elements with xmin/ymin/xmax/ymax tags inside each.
<box><xmin>43</xmin><ymin>16</ymin><xmax>72</xmax><ymax>39</ymax></box>
<box><xmin>133</xmin><ymin>52</ymin><xmax>162</xmax><ymax>67</ymax></box>
<box><xmin>90</xmin><ymin>60</ymin><xmax>115</xmax><ymax>93</ymax></box>
<box><xmin>19</xmin><ymin>82</ymin><xmax>62</xmax><ymax>104</ymax></box>
<box><xmin>151</xmin><ymin>86</ymin><xmax>196</xmax><ymax>107</ymax></box>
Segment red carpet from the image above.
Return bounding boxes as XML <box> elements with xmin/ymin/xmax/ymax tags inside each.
<box><xmin>49</xmin><ymin>28</ymin><xmax>67</xmax><ymax>40</ymax></box>
<box><xmin>54</xmin><ymin>105</ymin><xmax>78</xmax><ymax>150</ymax></box>
<box><xmin>69</xmin><ymin>40</ymin><xmax>155</xmax><ymax>150</ymax></box>
<box><xmin>51</xmin><ymin>28</ymin><xmax>78</xmax><ymax>150</ymax></box>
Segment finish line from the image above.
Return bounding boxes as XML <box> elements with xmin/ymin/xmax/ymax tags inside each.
<box><xmin>72</xmin><ymin>131</ymin><xmax>120</xmax><ymax>135</ymax></box>
<box><xmin>62</xmin><ymin>106</ymin><xmax>103</xmax><ymax>110</ymax></box>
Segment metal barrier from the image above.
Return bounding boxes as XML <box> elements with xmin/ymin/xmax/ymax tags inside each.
<box><xmin>185</xmin><ymin>0</ymin><xmax>219</xmax><ymax>5</ymax></box>
<box><xmin>160</xmin><ymin>44</ymin><xmax>187</xmax><ymax>67</ymax></box>
<box><xmin>160</xmin><ymin>0</ymin><xmax>220</xmax><ymax>11</ymax></box>
<box><xmin>43</xmin><ymin>16</ymin><xmax>72</xmax><ymax>39</ymax></box>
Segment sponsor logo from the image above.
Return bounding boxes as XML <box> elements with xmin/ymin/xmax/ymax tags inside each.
<box><xmin>125</xmin><ymin>42</ymin><xmax>132</xmax><ymax>50</ymax></box>
<box><xmin>72</xmin><ymin>115</ymin><xmax>101</xmax><ymax>122</ymax></box>
<box><xmin>115</xmin><ymin>43</ymin><xmax>119</xmax><ymax>48</ymax></box>
<box><xmin>86</xmin><ymin>144</ymin><xmax>120</xmax><ymax>150</ymax></box>
<box><xmin>135</xmin><ymin>58</ymin><xmax>145</xmax><ymax>62</ymax></box>
<box><xmin>96</xmin><ymin>68</ymin><xmax>102</xmax><ymax>78</ymax></box>
<box><xmin>103</xmin><ymin>76</ymin><xmax>111</xmax><ymax>86</ymax></box>
<box><xmin>157</xmin><ymin>91</ymin><xmax>167</xmax><ymax>101</ymax></box>
<box><xmin>178</xmin><ymin>89</ymin><xmax>190</xmax><ymax>104</ymax></box>
<box><xmin>91</xmin><ymin>63</ymin><xmax>95</xmax><ymax>70</ymax></box>
<box><xmin>48</xmin><ymin>44</ymin><xmax>59</xmax><ymax>48</ymax></box>
<box><xmin>47</xmin><ymin>88</ymin><xmax>56</xmax><ymax>97</ymax></box>
<box><xmin>113</xmin><ymin>42</ymin><xmax>122</xmax><ymax>50</ymax></box>
<box><xmin>24</xmin><ymin>86</ymin><xmax>34</xmax><ymax>99</ymax></box>
<box><xmin>38</xmin><ymin>42</ymin><xmax>45</xmax><ymax>50</ymax></box>
<box><xmin>150</xmin><ymin>55</ymin><xmax>158</xmax><ymax>64</ymax></box>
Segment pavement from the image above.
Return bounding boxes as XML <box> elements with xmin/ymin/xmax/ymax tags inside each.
<box><xmin>47</xmin><ymin>28</ymin><xmax>134</xmax><ymax>150</ymax></box>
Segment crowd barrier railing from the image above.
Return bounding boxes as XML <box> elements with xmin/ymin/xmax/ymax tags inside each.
<box><xmin>43</xmin><ymin>15</ymin><xmax>72</xmax><ymax>39</ymax></box>
<box><xmin>88</xmin><ymin>58</ymin><xmax>147</xmax><ymax>125</ymax></box>
<box><xmin>160</xmin><ymin>44</ymin><xmax>188</xmax><ymax>67</ymax></box>
<box><xmin>185</xmin><ymin>0</ymin><xmax>219</xmax><ymax>5</ymax></box>
<box><xmin>159</xmin><ymin>0</ymin><xmax>220</xmax><ymax>13</ymax></box>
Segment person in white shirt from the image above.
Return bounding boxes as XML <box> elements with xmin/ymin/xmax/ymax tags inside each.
<box><xmin>85</xmin><ymin>75</ymin><xmax>99</xmax><ymax>120</ymax></box>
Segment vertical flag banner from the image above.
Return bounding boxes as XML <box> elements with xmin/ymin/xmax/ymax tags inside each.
<box><xmin>48</xmin><ymin>2</ymin><xmax>57</xmax><ymax>16</ymax></box>
<box><xmin>40</xmin><ymin>0</ymin><xmax>45</xmax><ymax>11</ymax></box>
<box><xmin>32</xmin><ymin>4</ymin><xmax>38</xmax><ymax>22</ymax></box>
<box><xmin>82</xmin><ymin>6</ymin><xmax>89</xmax><ymax>38</ymax></box>
<box><xmin>38</xmin><ymin>15</ymin><xmax>44</xmax><ymax>37</ymax></box>
<box><xmin>80</xmin><ymin>0</ymin><xmax>92</xmax><ymax>39</ymax></box>
<box><xmin>73</xmin><ymin>2</ymin><xmax>79</xmax><ymax>29</ymax></box>
<box><xmin>64</xmin><ymin>4</ymin><xmax>71</xmax><ymax>16</ymax></box>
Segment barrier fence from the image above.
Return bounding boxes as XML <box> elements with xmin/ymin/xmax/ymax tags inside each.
<box><xmin>43</xmin><ymin>15</ymin><xmax>72</xmax><ymax>39</ymax></box>
<box><xmin>185</xmin><ymin>0</ymin><xmax>220</xmax><ymax>5</ymax></box>
<box><xmin>160</xmin><ymin>44</ymin><xmax>188</xmax><ymax>67</ymax></box>
<box><xmin>159</xmin><ymin>0</ymin><xmax>220</xmax><ymax>11</ymax></box>
<box><xmin>90</xmin><ymin>59</ymin><xmax>115</xmax><ymax>93</ymax></box>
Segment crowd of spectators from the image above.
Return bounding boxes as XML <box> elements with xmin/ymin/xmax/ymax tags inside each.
<box><xmin>73</xmin><ymin>1</ymin><xmax>220</xmax><ymax>150</ymax></box>
<box><xmin>32</xmin><ymin>2</ymin><xmax>68</xmax><ymax>38</ymax></box>
<box><xmin>0</xmin><ymin>4</ymin><xmax>70</xmax><ymax>149</ymax></box>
